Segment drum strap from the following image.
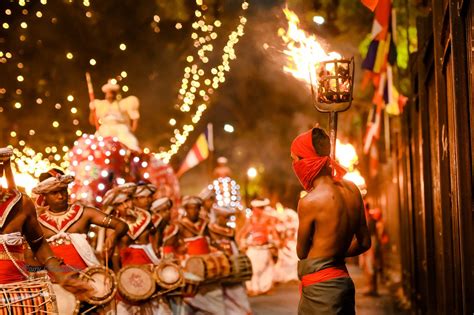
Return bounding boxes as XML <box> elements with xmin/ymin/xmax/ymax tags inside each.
<box><xmin>0</xmin><ymin>240</ymin><xmax>29</xmax><ymax>279</ymax></box>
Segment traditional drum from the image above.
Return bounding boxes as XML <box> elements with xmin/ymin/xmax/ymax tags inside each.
<box><xmin>0</xmin><ymin>278</ymin><xmax>58</xmax><ymax>315</ymax></box>
<box><xmin>223</xmin><ymin>254</ymin><xmax>253</xmax><ymax>284</ymax></box>
<box><xmin>212</xmin><ymin>252</ymin><xmax>231</xmax><ymax>278</ymax></box>
<box><xmin>184</xmin><ymin>252</ymin><xmax>231</xmax><ymax>282</ymax></box>
<box><xmin>154</xmin><ymin>261</ymin><xmax>183</xmax><ymax>291</ymax></box>
<box><xmin>117</xmin><ymin>264</ymin><xmax>155</xmax><ymax>303</ymax></box>
<box><xmin>180</xmin><ymin>273</ymin><xmax>201</xmax><ymax>298</ymax></box>
<box><xmin>78</xmin><ymin>266</ymin><xmax>117</xmax><ymax>306</ymax></box>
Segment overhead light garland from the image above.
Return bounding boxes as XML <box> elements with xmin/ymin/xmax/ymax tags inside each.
<box><xmin>155</xmin><ymin>0</ymin><xmax>249</xmax><ymax>163</ymax></box>
<box><xmin>2</xmin><ymin>0</ymin><xmax>248</xmax><ymax>178</ymax></box>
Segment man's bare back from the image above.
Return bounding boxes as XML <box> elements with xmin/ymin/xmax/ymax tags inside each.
<box><xmin>297</xmin><ymin>176</ymin><xmax>370</xmax><ymax>260</ymax></box>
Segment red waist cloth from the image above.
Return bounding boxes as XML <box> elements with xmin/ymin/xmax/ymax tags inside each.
<box><xmin>162</xmin><ymin>245</ymin><xmax>177</xmax><ymax>255</ymax></box>
<box><xmin>0</xmin><ymin>260</ymin><xmax>27</xmax><ymax>284</ymax></box>
<box><xmin>185</xmin><ymin>236</ymin><xmax>210</xmax><ymax>256</ymax></box>
<box><xmin>249</xmin><ymin>232</ymin><xmax>268</xmax><ymax>246</ymax></box>
<box><xmin>50</xmin><ymin>243</ymin><xmax>88</xmax><ymax>271</ymax></box>
<box><xmin>0</xmin><ymin>244</ymin><xmax>26</xmax><ymax>284</ymax></box>
<box><xmin>301</xmin><ymin>265</ymin><xmax>350</xmax><ymax>288</ymax></box>
<box><xmin>120</xmin><ymin>247</ymin><xmax>153</xmax><ymax>266</ymax></box>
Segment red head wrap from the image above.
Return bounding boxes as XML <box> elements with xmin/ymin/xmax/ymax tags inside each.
<box><xmin>291</xmin><ymin>128</ymin><xmax>346</xmax><ymax>191</ymax></box>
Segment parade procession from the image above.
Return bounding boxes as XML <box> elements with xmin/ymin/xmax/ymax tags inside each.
<box><xmin>2</xmin><ymin>0</ymin><xmax>474</xmax><ymax>315</ymax></box>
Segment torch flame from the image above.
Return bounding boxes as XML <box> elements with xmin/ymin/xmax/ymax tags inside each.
<box><xmin>279</xmin><ymin>8</ymin><xmax>341</xmax><ymax>87</ymax></box>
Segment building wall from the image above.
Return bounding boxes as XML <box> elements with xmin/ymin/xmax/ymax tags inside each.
<box><xmin>399</xmin><ymin>1</ymin><xmax>474</xmax><ymax>313</ymax></box>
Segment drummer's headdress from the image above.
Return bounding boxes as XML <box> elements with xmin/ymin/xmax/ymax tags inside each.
<box><xmin>181</xmin><ymin>195</ymin><xmax>202</xmax><ymax>207</ymax></box>
<box><xmin>134</xmin><ymin>181</ymin><xmax>157</xmax><ymax>198</ymax></box>
<box><xmin>103</xmin><ymin>182</ymin><xmax>136</xmax><ymax>206</ymax></box>
<box><xmin>150</xmin><ymin>197</ymin><xmax>173</xmax><ymax>212</ymax></box>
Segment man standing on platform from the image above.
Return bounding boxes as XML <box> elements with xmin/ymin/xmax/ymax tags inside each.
<box><xmin>291</xmin><ymin>127</ymin><xmax>371</xmax><ymax>315</ymax></box>
<box><xmin>238</xmin><ymin>198</ymin><xmax>279</xmax><ymax>296</ymax></box>
<box><xmin>89</xmin><ymin>80</ymin><xmax>141</xmax><ymax>151</ymax></box>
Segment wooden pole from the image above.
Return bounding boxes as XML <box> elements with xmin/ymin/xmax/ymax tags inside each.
<box><xmin>329</xmin><ymin>111</ymin><xmax>338</xmax><ymax>160</ymax></box>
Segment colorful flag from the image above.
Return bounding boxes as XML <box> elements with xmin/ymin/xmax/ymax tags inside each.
<box><xmin>176</xmin><ymin>129</ymin><xmax>211</xmax><ymax>177</ymax></box>
<box><xmin>363</xmin><ymin>105</ymin><xmax>382</xmax><ymax>154</ymax></box>
<box><xmin>361</xmin><ymin>0</ymin><xmax>379</xmax><ymax>11</ymax></box>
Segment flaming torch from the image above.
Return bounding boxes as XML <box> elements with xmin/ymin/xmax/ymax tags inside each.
<box><xmin>313</xmin><ymin>58</ymin><xmax>355</xmax><ymax>159</ymax></box>
<box><xmin>279</xmin><ymin>9</ymin><xmax>355</xmax><ymax>159</ymax></box>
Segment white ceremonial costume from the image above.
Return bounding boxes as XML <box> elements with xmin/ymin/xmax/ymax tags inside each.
<box><xmin>273</xmin><ymin>209</ymin><xmax>299</xmax><ymax>283</ymax></box>
<box><xmin>90</xmin><ymin>96</ymin><xmax>140</xmax><ymax>151</ymax></box>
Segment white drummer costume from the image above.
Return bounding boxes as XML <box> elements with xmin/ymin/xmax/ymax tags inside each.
<box><xmin>273</xmin><ymin>209</ymin><xmax>299</xmax><ymax>283</ymax></box>
<box><xmin>209</xmin><ymin>205</ymin><xmax>252</xmax><ymax>315</ymax></box>
<box><xmin>90</xmin><ymin>81</ymin><xmax>141</xmax><ymax>151</ymax></box>
<box><xmin>241</xmin><ymin>198</ymin><xmax>276</xmax><ymax>295</ymax></box>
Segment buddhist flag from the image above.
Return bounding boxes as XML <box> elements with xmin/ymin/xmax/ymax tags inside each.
<box><xmin>361</xmin><ymin>0</ymin><xmax>379</xmax><ymax>11</ymax></box>
<box><xmin>176</xmin><ymin>126</ymin><xmax>212</xmax><ymax>177</ymax></box>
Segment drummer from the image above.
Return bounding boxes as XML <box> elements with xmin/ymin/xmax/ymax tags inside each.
<box><xmin>132</xmin><ymin>181</ymin><xmax>156</xmax><ymax>213</ymax></box>
<box><xmin>104</xmin><ymin>183</ymin><xmax>162</xmax><ymax>314</ymax></box>
<box><xmin>150</xmin><ymin>197</ymin><xmax>183</xmax><ymax>258</ymax></box>
<box><xmin>33</xmin><ymin>169</ymin><xmax>129</xmax><ymax>272</ymax></box>
<box><xmin>238</xmin><ymin>198</ymin><xmax>280</xmax><ymax>296</ymax></box>
<box><xmin>103</xmin><ymin>183</ymin><xmax>160</xmax><ymax>266</ymax></box>
<box><xmin>0</xmin><ymin>148</ymin><xmax>92</xmax><ymax>299</ymax></box>
<box><xmin>179</xmin><ymin>195</ymin><xmax>226</xmax><ymax>315</ymax></box>
<box><xmin>209</xmin><ymin>205</ymin><xmax>252</xmax><ymax>315</ymax></box>
<box><xmin>198</xmin><ymin>185</ymin><xmax>215</xmax><ymax>221</ymax></box>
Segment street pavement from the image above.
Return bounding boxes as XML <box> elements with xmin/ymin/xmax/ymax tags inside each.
<box><xmin>249</xmin><ymin>264</ymin><xmax>407</xmax><ymax>315</ymax></box>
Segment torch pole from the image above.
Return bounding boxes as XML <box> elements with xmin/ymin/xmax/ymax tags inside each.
<box><xmin>329</xmin><ymin>111</ymin><xmax>338</xmax><ymax>160</ymax></box>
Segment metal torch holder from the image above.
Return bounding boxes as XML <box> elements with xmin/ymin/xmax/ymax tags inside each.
<box><xmin>311</xmin><ymin>57</ymin><xmax>355</xmax><ymax>159</ymax></box>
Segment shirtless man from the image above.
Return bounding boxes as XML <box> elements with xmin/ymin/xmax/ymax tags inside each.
<box><xmin>291</xmin><ymin>128</ymin><xmax>371</xmax><ymax>315</ymax></box>
<box><xmin>104</xmin><ymin>184</ymin><xmax>161</xmax><ymax>315</ymax></box>
<box><xmin>33</xmin><ymin>169</ymin><xmax>128</xmax><ymax>271</ymax></box>
<box><xmin>179</xmin><ymin>195</ymin><xmax>226</xmax><ymax>315</ymax></box>
<box><xmin>103</xmin><ymin>184</ymin><xmax>159</xmax><ymax>267</ymax></box>
<box><xmin>0</xmin><ymin>148</ymin><xmax>91</xmax><ymax>299</ymax></box>
<box><xmin>150</xmin><ymin>197</ymin><xmax>182</xmax><ymax>258</ymax></box>
<box><xmin>209</xmin><ymin>205</ymin><xmax>252</xmax><ymax>315</ymax></box>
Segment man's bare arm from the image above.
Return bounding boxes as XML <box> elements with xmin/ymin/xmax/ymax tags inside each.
<box><xmin>345</xmin><ymin>197</ymin><xmax>371</xmax><ymax>257</ymax></box>
<box><xmin>296</xmin><ymin>198</ymin><xmax>314</xmax><ymax>260</ymax></box>
<box><xmin>130</xmin><ymin>119</ymin><xmax>138</xmax><ymax>132</ymax></box>
<box><xmin>85</xmin><ymin>207</ymin><xmax>128</xmax><ymax>256</ymax></box>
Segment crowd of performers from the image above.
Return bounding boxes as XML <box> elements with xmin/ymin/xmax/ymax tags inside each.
<box><xmin>0</xmin><ymin>147</ymin><xmax>299</xmax><ymax>315</ymax></box>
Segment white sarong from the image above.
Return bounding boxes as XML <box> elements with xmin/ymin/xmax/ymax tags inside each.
<box><xmin>183</xmin><ymin>283</ymin><xmax>226</xmax><ymax>315</ymax></box>
<box><xmin>223</xmin><ymin>283</ymin><xmax>251</xmax><ymax>315</ymax></box>
<box><xmin>273</xmin><ymin>241</ymin><xmax>298</xmax><ymax>283</ymax></box>
<box><xmin>245</xmin><ymin>246</ymin><xmax>274</xmax><ymax>295</ymax></box>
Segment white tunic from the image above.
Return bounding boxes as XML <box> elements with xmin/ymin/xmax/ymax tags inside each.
<box><xmin>90</xmin><ymin>96</ymin><xmax>140</xmax><ymax>151</ymax></box>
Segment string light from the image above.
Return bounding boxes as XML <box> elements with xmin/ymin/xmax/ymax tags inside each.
<box><xmin>155</xmin><ymin>0</ymin><xmax>249</xmax><ymax>163</ymax></box>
